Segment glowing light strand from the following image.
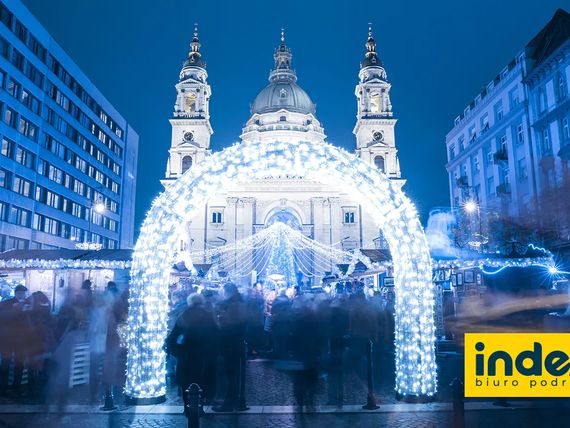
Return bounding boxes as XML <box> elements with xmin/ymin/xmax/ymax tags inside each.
<box><xmin>127</xmin><ymin>139</ymin><xmax>437</xmax><ymax>400</ymax></box>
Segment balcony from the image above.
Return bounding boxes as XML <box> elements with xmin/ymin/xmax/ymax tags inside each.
<box><xmin>493</xmin><ymin>148</ymin><xmax>508</xmax><ymax>164</ymax></box>
<box><xmin>558</xmin><ymin>143</ymin><xmax>570</xmax><ymax>161</ymax></box>
<box><xmin>456</xmin><ymin>175</ymin><xmax>469</xmax><ymax>188</ymax></box>
<box><xmin>496</xmin><ymin>183</ymin><xmax>511</xmax><ymax>196</ymax></box>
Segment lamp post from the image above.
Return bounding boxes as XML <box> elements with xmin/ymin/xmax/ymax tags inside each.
<box><xmin>463</xmin><ymin>200</ymin><xmax>484</xmax><ymax>251</ymax></box>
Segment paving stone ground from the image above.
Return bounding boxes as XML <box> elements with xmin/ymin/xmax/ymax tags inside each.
<box><xmin>1</xmin><ymin>408</ymin><xmax>570</xmax><ymax>428</ymax></box>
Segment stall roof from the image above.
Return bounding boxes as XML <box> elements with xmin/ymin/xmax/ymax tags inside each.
<box><xmin>0</xmin><ymin>249</ymin><xmax>133</xmax><ymax>270</ymax></box>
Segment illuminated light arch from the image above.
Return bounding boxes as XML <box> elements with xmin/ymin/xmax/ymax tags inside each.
<box><xmin>126</xmin><ymin>140</ymin><xmax>437</xmax><ymax>402</ymax></box>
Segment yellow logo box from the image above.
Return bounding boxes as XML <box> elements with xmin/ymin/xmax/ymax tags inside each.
<box><xmin>465</xmin><ymin>333</ymin><xmax>570</xmax><ymax>397</ymax></box>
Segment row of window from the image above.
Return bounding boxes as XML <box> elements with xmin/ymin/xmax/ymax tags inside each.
<box><xmin>44</xmin><ymin>104</ymin><xmax>122</xmax><ymax>161</ymax></box>
<box><xmin>1</xmin><ymin>135</ymin><xmax>120</xmax><ymax>214</ymax></box>
<box><xmin>2</xmin><ymin>101</ymin><xmax>38</xmax><ymax>140</ymax></box>
<box><xmin>37</xmin><ymin>159</ymin><xmax>120</xmax><ymax>205</ymax></box>
<box><xmin>0</xmin><ymin>1</ymin><xmax>125</xmax><ymax>142</ymax></box>
<box><xmin>0</xmin><ymin>74</ymin><xmax>124</xmax><ymax>176</ymax></box>
<box><xmin>43</xmin><ymin>133</ymin><xmax>120</xmax><ymax>189</ymax></box>
<box><xmin>449</xmin><ymin>122</ymin><xmax>525</xmax><ymax>161</ymax></box>
<box><xmin>0</xmin><ymin>233</ymin><xmax>34</xmax><ymax>251</ymax></box>
<box><xmin>0</xmin><ymin>203</ymin><xmax>117</xmax><ymax>251</ymax></box>
<box><xmin>0</xmin><ymin>167</ymin><xmax>118</xmax><ymax>232</ymax></box>
<box><xmin>535</xmin><ymin>73</ymin><xmax>568</xmax><ymax>114</ymax></box>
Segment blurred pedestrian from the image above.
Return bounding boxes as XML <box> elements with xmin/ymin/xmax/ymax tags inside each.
<box><xmin>212</xmin><ymin>283</ymin><xmax>246</xmax><ymax>412</ymax></box>
<box><xmin>27</xmin><ymin>291</ymin><xmax>55</xmax><ymax>401</ymax></box>
<box><xmin>0</xmin><ymin>284</ymin><xmax>30</xmax><ymax>397</ymax></box>
<box><xmin>166</xmin><ymin>293</ymin><xmax>218</xmax><ymax>410</ymax></box>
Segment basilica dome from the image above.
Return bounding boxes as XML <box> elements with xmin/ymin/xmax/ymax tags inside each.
<box><xmin>251</xmin><ymin>81</ymin><xmax>316</xmax><ymax>115</ymax></box>
<box><xmin>250</xmin><ymin>32</ymin><xmax>316</xmax><ymax>116</ymax></box>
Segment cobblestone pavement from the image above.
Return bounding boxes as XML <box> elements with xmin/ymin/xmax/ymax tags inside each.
<box><xmin>1</xmin><ymin>408</ymin><xmax>570</xmax><ymax>428</ymax></box>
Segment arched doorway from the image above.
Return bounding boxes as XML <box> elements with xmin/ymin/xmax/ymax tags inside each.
<box><xmin>126</xmin><ymin>140</ymin><xmax>437</xmax><ymax>402</ymax></box>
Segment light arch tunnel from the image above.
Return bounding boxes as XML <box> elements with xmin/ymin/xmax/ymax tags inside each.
<box><xmin>126</xmin><ymin>139</ymin><xmax>437</xmax><ymax>402</ymax></box>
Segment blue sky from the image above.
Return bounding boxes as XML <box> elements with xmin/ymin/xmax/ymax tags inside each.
<box><xmin>21</xmin><ymin>0</ymin><xmax>569</xmax><ymax>231</ymax></box>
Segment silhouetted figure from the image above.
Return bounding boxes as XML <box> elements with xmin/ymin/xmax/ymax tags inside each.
<box><xmin>166</xmin><ymin>293</ymin><xmax>218</xmax><ymax>409</ymax></box>
<box><xmin>290</xmin><ymin>296</ymin><xmax>323</xmax><ymax>409</ymax></box>
<box><xmin>348</xmin><ymin>291</ymin><xmax>379</xmax><ymax>382</ymax></box>
<box><xmin>0</xmin><ymin>284</ymin><xmax>30</xmax><ymax>396</ymax></box>
<box><xmin>327</xmin><ymin>297</ymin><xmax>349</xmax><ymax>406</ymax></box>
<box><xmin>212</xmin><ymin>284</ymin><xmax>246</xmax><ymax>412</ymax></box>
<box><xmin>27</xmin><ymin>291</ymin><xmax>55</xmax><ymax>401</ymax></box>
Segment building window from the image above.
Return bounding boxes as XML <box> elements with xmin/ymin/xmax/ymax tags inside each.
<box><xmin>468</xmin><ymin>124</ymin><xmax>476</xmax><ymax>141</ymax></box>
<box><xmin>458</xmin><ymin>135</ymin><xmax>465</xmax><ymax>152</ymax></box>
<box><xmin>498</xmin><ymin>134</ymin><xmax>507</xmax><ymax>151</ymax></box>
<box><xmin>484</xmin><ymin>146</ymin><xmax>492</xmax><ymax>166</ymax></box>
<box><xmin>487</xmin><ymin>176</ymin><xmax>495</xmax><ymax>197</ymax></box>
<box><xmin>518</xmin><ymin>157</ymin><xmax>528</xmax><ymax>180</ymax></box>
<box><xmin>509</xmin><ymin>86</ymin><xmax>520</xmax><ymax>108</ymax></box>
<box><xmin>4</xmin><ymin>106</ymin><xmax>17</xmax><ymax>127</ymax></box>
<box><xmin>537</xmin><ymin>87</ymin><xmax>547</xmax><ymax>113</ymax></box>
<box><xmin>494</xmin><ymin>101</ymin><xmax>503</xmax><ymax>122</ymax></box>
<box><xmin>0</xmin><ymin>168</ymin><xmax>10</xmax><ymax>188</ymax></box>
<box><xmin>211</xmin><ymin>210</ymin><xmax>223</xmax><ymax>224</ymax></box>
<box><xmin>541</xmin><ymin>128</ymin><xmax>551</xmax><ymax>155</ymax></box>
<box><xmin>1</xmin><ymin>137</ymin><xmax>14</xmax><ymax>158</ymax></box>
<box><xmin>473</xmin><ymin>155</ymin><xmax>480</xmax><ymax>172</ymax></box>
<box><xmin>6</xmin><ymin>77</ymin><xmax>20</xmax><ymax>97</ymax></box>
<box><xmin>15</xmin><ymin>146</ymin><xmax>35</xmax><ymax>169</ymax></box>
<box><xmin>12</xmin><ymin>175</ymin><xmax>33</xmax><ymax>197</ymax></box>
<box><xmin>344</xmin><ymin>210</ymin><xmax>356</xmax><ymax>224</ymax></box>
<box><xmin>557</xmin><ymin>74</ymin><xmax>567</xmax><ymax>101</ymax></box>
<box><xmin>561</xmin><ymin>116</ymin><xmax>570</xmax><ymax>142</ymax></box>
<box><xmin>480</xmin><ymin>113</ymin><xmax>489</xmax><ymax>132</ymax></box>
<box><xmin>8</xmin><ymin>206</ymin><xmax>30</xmax><ymax>227</ymax></box>
<box><xmin>181</xmin><ymin>155</ymin><xmax>193</xmax><ymax>173</ymax></box>
<box><xmin>18</xmin><ymin>116</ymin><xmax>37</xmax><ymax>141</ymax></box>
<box><xmin>374</xmin><ymin>155</ymin><xmax>385</xmax><ymax>172</ymax></box>
<box><xmin>448</xmin><ymin>144</ymin><xmax>455</xmax><ymax>161</ymax></box>
<box><xmin>516</xmin><ymin>123</ymin><xmax>524</xmax><ymax>145</ymax></box>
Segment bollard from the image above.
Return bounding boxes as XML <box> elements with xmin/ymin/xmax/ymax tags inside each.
<box><xmin>185</xmin><ymin>383</ymin><xmax>202</xmax><ymax>428</ymax></box>
<box><xmin>362</xmin><ymin>339</ymin><xmax>379</xmax><ymax>410</ymax></box>
<box><xmin>100</xmin><ymin>384</ymin><xmax>118</xmax><ymax>411</ymax></box>
<box><xmin>238</xmin><ymin>339</ymin><xmax>250</xmax><ymax>411</ymax></box>
<box><xmin>450</xmin><ymin>378</ymin><xmax>465</xmax><ymax>428</ymax></box>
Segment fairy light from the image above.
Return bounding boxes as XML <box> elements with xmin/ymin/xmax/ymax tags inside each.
<box><xmin>126</xmin><ymin>139</ymin><xmax>437</xmax><ymax>401</ymax></box>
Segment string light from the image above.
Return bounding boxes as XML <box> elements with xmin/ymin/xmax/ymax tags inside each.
<box><xmin>127</xmin><ymin>139</ymin><xmax>437</xmax><ymax>401</ymax></box>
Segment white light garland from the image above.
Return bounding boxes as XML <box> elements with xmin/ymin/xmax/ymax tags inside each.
<box><xmin>0</xmin><ymin>258</ymin><xmax>131</xmax><ymax>270</ymax></box>
<box><xmin>127</xmin><ymin>139</ymin><xmax>437</xmax><ymax>400</ymax></box>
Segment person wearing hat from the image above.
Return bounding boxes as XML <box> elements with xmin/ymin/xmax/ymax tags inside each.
<box><xmin>0</xmin><ymin>285</ymin><xmax>29</xmax><ymax>396</ymax></box>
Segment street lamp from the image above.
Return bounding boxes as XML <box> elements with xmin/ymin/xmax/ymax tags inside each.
<box><xmin>76</xmin><ymin>198</ymin><xmax>106</xmax><ymax>250</ymax></box>
<box><xmin>463</xmin><ymin>200</ymin><xmax>478</xmax><ymax>214</ymax></box>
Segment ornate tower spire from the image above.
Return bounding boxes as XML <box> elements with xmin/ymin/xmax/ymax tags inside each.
<box><xmin>183</xmin><ymin>23</ymin><xmax>206</xmax><ymax>71</ymax></box>
<box><xmin>361</xmin><ymin>23</ymin><xmax>383</xmax><ymax>70</ymax></box>
<box><xmin>270</xmin><ymin>27</ymin><xmax>296</xmax><ymax>82</ymax></box>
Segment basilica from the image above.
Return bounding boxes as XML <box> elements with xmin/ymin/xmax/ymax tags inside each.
<box><xmin>162</xmin><ymin>26</ymin><xmax>405</xmax><ymax>280</ymax></box>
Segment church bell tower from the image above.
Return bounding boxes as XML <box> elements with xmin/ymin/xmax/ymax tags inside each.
<box><xmin>163</xmin><ymin>25</ymin><xmax>213</xmax><ymax>187</ymax></box>
<box><xmin>354</xmin><ymin>25</ymin><xmax>404</xmax><ymax>190</ymax></box>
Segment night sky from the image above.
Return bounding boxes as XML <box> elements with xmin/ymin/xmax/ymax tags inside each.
<box><xmin>21</xmin><ymin>0</ymin><xmax>568</xmax><ymax>235</ymax></box>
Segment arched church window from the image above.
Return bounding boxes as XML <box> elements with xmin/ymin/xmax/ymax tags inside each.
<box><xmin>181</xmin><ymin>156</ymin><xmax>193</xmax><ymax>173</ymax></box>
<box><xmin>185</xmin><ymin>92</ymin><xmax>197</xmax><ymax>113</ymax></box>
<box><xmin>374</xmin><ymin>155</ymin><xmax>385</xmax><ymax>172</ymax></box>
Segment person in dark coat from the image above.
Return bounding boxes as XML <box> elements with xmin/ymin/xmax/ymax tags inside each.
<box><xmin>0</xmin><ymin>284</ymin><xmax>30</xmax><ymax>396</ymax></box>
<box><xmin>327</xmin><ymin>297</ymin><xmax>349</xmax><ymax>406</ymax></box>
<box><xmin>212</xmin><ymin>283</ymin><xmax>246</xmax><ymax>412</ymax></box>
<box><xmin>166</xmin><ymin>293</ymin><xmax>218</xmax><ymax>410</ymax></box>
<box><xmin>289</xmin><ymin>295</ymin><xmax>324</xmax><ymax>409</ymax></box>
<box><xmin>27</xmin><ymin>291</ymin><xmax>55</xmax><ymax>401</ymax></box>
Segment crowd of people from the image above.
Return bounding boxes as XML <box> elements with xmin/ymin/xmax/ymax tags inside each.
<box><xmin>0</xmin><ymin>280</ymin><xmax>127</xmax><ymax>407</ymax></box>
<box><xmin>0</xmin><ymin>278</ymin><xmax>394</xmax><ymax>410</ymax></box>
<box><xmin>166</xmin><ymin>281</ymin><xmax>395</xmax><ymax>410</ymax></box>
